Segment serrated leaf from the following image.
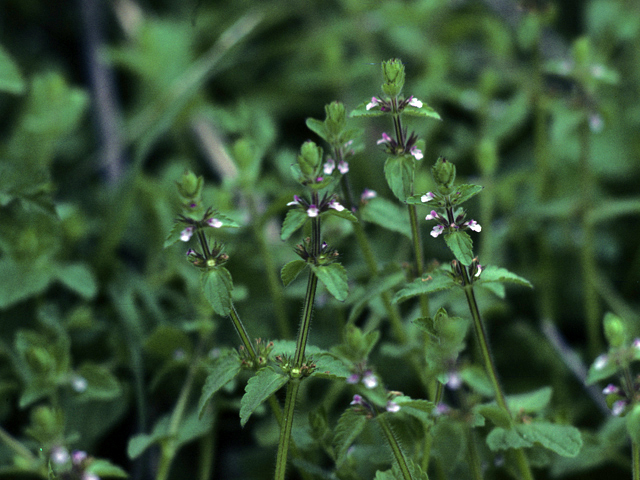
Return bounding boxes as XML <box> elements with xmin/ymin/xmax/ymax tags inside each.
<box><xmin>240</xmin><ymin>367</ymin><xmax>288</xmax><ymax>427</ymax></box>
<box><xmin>324</xmin><ymin>207</ymin><xmax>358</xmax><ymax>223</ymax></box>
<box><xmin>281</xmin><ymin>208</ymin><xmax>308</xmax><ymax>240</ymax></box>
<box><xmin>201</xmin><ymin>267</ymin><xmax>233</xmax><ymax>316</ymax></box>
<box><xmin>477</xmin><ymin>265</ymin><xmax>533</xmax><ymax>288</ymax></box>
<box><xmin>210</xmin><ymin>212</ymin><xmax>241</xmax><ymax>228</ymax></box>
<box><xmin>164</xmin><ymin>222</ymin><xmax>185</xmax><ymax>248</ymax></box>
<box><xmin>0</xmin><ymin>44</ymin><xmax>25</xmax><ymax>95</ymax></box>
<box><xmin>506</xmin><ymin>387</ymin><xmax>553</xmax><ymax>413</ymax></box>
<box><xmin>393</xmin><ymin>271</ymin><xmax>457</xmax><ymax>304</ymax></box>
<box><xmin>306</xmin><ymin>117</ymin><xmax>328</xmax><ymax>142</ymax></box>
<box><xmin>487</xmin><ymin>422</ymin><xmax>582</xmax><ymax>457</ymax></box>
<box><xmin>444</xmin><ymin>230</ymin><xmax>474</xmax><ymax>265</ymax></box>
<box><xmin>486</xmin><ymin>425</ymin><xmax>532</xmax><ymax>450</ymax></box>
<box><xmin>449</xmin><ymin>184</ymin><xmax>484</xmax><ymax>205</ymax></box>
<box><xmin>361</xmin><ymin>197</ymin><xmax>411</xmax><ymax>239</ymax></box>
<box><xmin>198</xmin><ymin>352</ymin><xmax>242</xmax><ymax>418</ymax></box>
<box><xmin>402</xmin><ymin>104</ymin><xmax>441</xmax><ymax>120</ymax></box>
<box><xmin>475</xmin><ymin>404</ymin><xmax>512</xmax><ymax>429</ymax></box>
<box><xmin>350</xmin><ymin>101</ymin><xmax>386</xmax><ymax>118</ymax></box>
<box><xmin>384</xmin><ymin>156</ymin><xmax>415</xmax><ymax>201</ymax></box>
<box><xmin>281</xmin><ymin>260</ymin><xmax>308</xmax><ymax>287</ymax></box>
<box><xmin>310</xmin><ymin>263</ymin><xmax>348</xmax><ymax>301</ymax></box>
<box><xmin>311</xmin><ymin>354</ymin><xmax>351</xmax><ymax>380</ymax></box>
<box><xmin>333</xmin><ymin>408</ymin><xmax>367</xmax><ymax>465</ymax></box>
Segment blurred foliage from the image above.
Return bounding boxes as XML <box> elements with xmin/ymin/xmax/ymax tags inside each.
<box><xmin>0</xmin><ymin>0</ymin><xmax>640</xmax><ymax>479</ymax></box>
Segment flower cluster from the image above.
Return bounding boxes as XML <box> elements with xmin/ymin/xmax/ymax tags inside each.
<box><xmin>597</xmin><ymin>338</ymin><xmax>640</xmax><ymax>416</ymax></box>
<box><xmin>347</xmin><ymin>369</ymin><xmax>378</xmax><ymax>389</ymax></box>
<box><xmin>294</xmin><ymin>238</ymin><xmax>339</xmax><ymax>265</ymax></box>
<box><xmin>365</xmin><ymin>95</ymin><xmax>423</xmax><ymax>113</ymax></box>
<box><xmin>287</xmin><ymin>193</ymin><xmax>345</xmax><ymax>218</ymax></box>
<box><xmin>350</xmin><ymin>394</ymin><xmax>400</xmax><ymax>417</ymax></box>
<box><xmin>50</xmin><ymin>447</ymin><xmax>100</xmax><ymax>480</ymax></box>
<box><xmin>376</xmin><ymin>130</ymin><xmax>423</xmax><ymax>160</ymax></box>
<box><xmin>423</xmin><ymin>205</ymin><xmax>481</xmax><ymax>238</ymax></box>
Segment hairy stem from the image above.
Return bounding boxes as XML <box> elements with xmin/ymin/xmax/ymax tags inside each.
<box><xmin>378</xmin><ymin>413</ymin><xmax>413</xmax><ymax>480</ymax></box>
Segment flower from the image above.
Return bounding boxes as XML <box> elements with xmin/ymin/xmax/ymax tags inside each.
<box><xmin>346</xmin><ymin>374</ymin><xmax>360</xmax><ymax>384</ymax></box>
<box><xmin>328</xmin><ymin>200</ymin><xmax>345</xmax><ymax>212</ymax></box>
<box><xmin>287</xmin><ymin>195</ymin><xmax>301</xmax><ymax>206</ymax></box>
<box><xmin>366</xmin><ymin>97</ymin><xmax>381</xmax><ymax>110</ymax></box>
<box><xmin>421</xmin><ymin>192</ymin><xmax>435</xmax><ymax>203</ymax></box>
<box><xmin>602</xmin><ymin>384</ymin><xmax>619</xmax><ymax>395</ymax></box>
<box><xmin>593</xmin><ymin>354</ymin><xmax>608</xmax><ymax>370</ymax></box>
<box><xmin>386</xmin><ymin>401</ymin><xmax>401</xmax><ymax>413</ymax></box>
<box><xmin>409</xmin><ymin>145</ymin><xmax>423</xmax><ymax>160</ymax></box>
<box><xmin>323</xmin><ymin>159</ymin><xmax>336</xmax><ymax>174</ymax></box>
<box><xmin>50</xmin><ymin>446</ymin><xmax>70</xmax><ymax>465</ymax></box>
<box><xmin>72</xmin><ymin>451</ymin><xmax>88</xmax><ymax>465</ymax></box>
<box><xmin>474</xmin><ymin>263</ymin><xmax>484</xmax><ymax>278</ymax></box>
<box><xmin>425</xmin><ymin>210</ymin><xmax>440</xmax><ymax>221</ymax></box>
<box><xmin>377</xmin><ymin>132</ymin><xmax>392</xmax><ymax>145</ymax></box>
<box><xmin>361</xmin><ymin>189</ymin><xmax>377</xmax><ymax>201</ymax></box>
<box><xmin>207</xmin><ymin>218</ymin><xmax>222</xmax><ymax>228</ymax></box>
<box><xmin>633</xmin><ymin>338</ymin><xmax>640</xmax><ymax>349</ymax></box>
<box><xmin>338</xmin><ymin>160</ymin><xmax>349</xmax><ymax>174</ymax></box>
<box><xmin>612</xmin><ymin>400</ymin><xmax>627</xmax><ymax>416</ymax></box>
<box><xmin>180</xmin><ymin>226</ymin><xmax>194</xmax><ymax>242</ymax></box>
<box><xmin>307</xmin><ymin>205</ymin><xmax>319</xmax><ymax>217</ymax></box>
<box><xmin>362</xmin><ymin>371</ymin><xmax>378</xmax><ymax>389</ymax></box>
<box><xmin>464</xmin><ymin>219</ymin><xmax>481</xmax><ymax>232</ymax></box>
<box><xmin>83</xmin><ymin>474</ymin><xmax>100</xmax><ymax>480</ymax></box>
<box><xmin>71</xmin><ymin>375</ymin><xmax>88</xmax><ymax>393</ymax></box>
<box><xmin>430</xmin><ymin>225</ymin><xmax>445</xmax><ymax>238</ymax></box>
<box><xmin>407</xmin><ymin>96</ymin><xmax>423</xmax><ymax>108</ymax></box>
<box><xmin>350</xmin><ymin>394</ymin><xmax>364</xmax><ymax>405</ymax></box>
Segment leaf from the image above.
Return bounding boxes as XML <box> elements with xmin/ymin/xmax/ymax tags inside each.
<box><xmin>585</xmin><ymin>354</ymin><xmax>619</xmax><ymax>384</ymax></box>
<box><xmin>487</xmin><ymin>422</ymin><xmax>582</xmax><ymax>457</ymax></box>
<box><xmin>506</xmin><ymin>387</ymin><xmax>553</xmax><ymax>413</ymax></box>
<box><xmin>201</xmin><ymin>267</ymin><xmax>233</xmax><ymax>316</ymax></box>
<box><xmin>350</xmin><ymin>101</ymin><xmax>386</xmax><ymax>118</ymax></box>
<box><xmin>449</xmin><ymin>184</ymin><xmax>484</xmax><ymax>206</ymax></box>
<box><xmin>384</xmin><ymin>156</ymin><xmax>415</xmax><ymax>201</ymax></box>
<box><xmin>0</xmin><ymin>44</ymin><xmax>25</xmax><ymax>95</ymax></box>
<box><xmin>324</xmin><ymin>207</ymin><xmax>358</xmax><ymax>223</ymax></box>
<box><xmin>475</xmin><ymin>404</ymin><xmax>512</xmax><ymax>429</ymax></box>
<box><xmin>163</xmin><ymin>221</ymin><xmax>186</xmax><ymax>248</ymax></box>
<box><xmin>477</xmin><ymin>265</ymin><xmax>533</xmax><ymax>289</ymax></box>
<box><xmin>347</xmin><ymin>268</ymin><xmax>406</xmax><ymax>324</ymax></box>
<box><xmin>281</xmin><ymin>209</ymin><xmax>308</xmax><ymax>241</ymax></box>
<box><xmin>402</xmin><ymin>103</ymin><xmax>441</xmax><ymax>120</ymax></box>
<box><xmin>443</xmin><ymin>230</ymin><xmax>474</xmax><ymax>266</ymax></box>
<box><xmin>333</xmin><ymin>408</ymin><xmax>367</xmax><ymax>465</ymax></box>
<box><xmin>310</xmin><ymin>263</ymin><xmax>348</xmax><ymax>301</ymax></box>
<box><xmin>240</xmin><ymin>367</ymin><xmax>288</xmax><ymax>427</ymax></box>
<box><xmin>393</xmin><ymin>271</ymin><xmax>457</xmax><ymax>304</ymax></box>
<box><xmin>86</xmin><ymin>459</ymin><xmax>128</xmax><ymax>478</ymax></box>
<box><xmin>75</xmin><ymin>363</ymin><xmax>122</xmax><ymax>401</ymax></box>
<box><xmin>361</xmin><ymin>197</ymin><xmax>412</xmax><ymax>239</ymax></box>
<box><xmin>281</xmin><ymin>260</ymin><xmax>308</xmax><ymax>287</ymax></box>
<box><xmin>198</xmin><ymin>352</ymin><xmax>242</xmax><ymax>418</ymax></box>
<box><xmin>311</xmin><ymin>354</ymin><xmax>351</xmax><ymax>380</ymax></box>
<box><xmin>55</xmin><ymin>262</ymin><xmax>97</xmax><ymax>299</ymax></box>
<box><xmin>305</xmin><ymin>117</ymin><xmax>328</xmax><ymax>142</ymax></box>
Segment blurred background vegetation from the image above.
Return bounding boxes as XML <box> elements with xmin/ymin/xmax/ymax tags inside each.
<box><xmin>1</xmin><ymin>0</ymin><xmax>640</xmax><ymax>479</ymax></box>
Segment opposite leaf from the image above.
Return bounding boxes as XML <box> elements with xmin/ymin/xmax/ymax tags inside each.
<box><xmin>394</xmin><ymin>271</ymin><xmax>457</xmax><ymax>304</ymax></box>
<box><xmin>477</xmin><ymin>265</ymin><xmax>533</xmax><ymax>289</ymax></box>
<box><xmin>444</xmin><ymin>230</ymin><xmax>474</xmax><ymax>266</ymax></box>
<box><xmin>310</xmin><ymin>263</ymin><xmax>348</xmax><ymax>301</ymax></box>
<box><xmin>384</xmin><ymin>156</ymin><xmax>414</xmax><ymax>202</ymax></box>
<box><xmin>281</xmin><ymin>260</ymin><xmax>308</xmax><ymax>287</ymax></box>
<box><xmin>240</xmin><ymin>367</ymin><xmax>288</xmax><ymax>427</ymax></box>
<box><xmin>487</xmin><ymin>422</ymin><xmax>582</xmax><ymax>458</ymax></box>
<box><xmin>333</xmin><ymin>408</ymin><xmax>367</xmax><ymax>466</ymax></box>
<box><xmin>201</xmin><ymin>267</ymin><xmax>233</xmax><ymax>316</ymax></box>
<box><xmin>198</xmin><ymin>352</ymin><xmax>242</xmax><ymax>418</ymax></box>
<box><xmin>281</xmin><ymin>209</ymin><xmax>308</xmax><ymax>241</ymax></box>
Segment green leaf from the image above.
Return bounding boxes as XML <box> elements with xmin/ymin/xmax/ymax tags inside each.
<box><xmin>350</xmin><ymin>101</ymin><xmax>386</xmax><ymax>118</ymax></box>
<box><xmin>55</xmin><ymin>262</ymin><xmax>97</xmax><ymax>299</ymax></box>
<box><xmin>394</xmin><ymin>396</ymin><xmax>435</xmax><ymax>426</ymax></box>
<box><xmin>281</xmin><ymin>209</ymin><xmax>308</xmax><ymax>241</ymax></box>
<box><xmin>163</xmin><ymin>222</ymin><xmax>185</xmax><ymax>248</ymax></box>
<box><xmin>333</xmin><ymin>408</ymin><xmax>367</xmax><ymax>465</ymax></box>
<box><xmin>477</xmin><ymin>265</ymin><xmax>533</xmax><ymax>289</ymax></box>
<box><xmin>443</xmin><ymin>230</ymin><xmax>474</xmax><ymax>266</ymax></box>
<box><xmin>384</xmin><ymin>156</ymin><xmax>415</xmax><ymax>201</ymax></box>
<box><xmin>86</xmin><ymin>459</ymin><xmax>128</xmax><ymax>478</ymax></box>
<box><xmin>347</xmin><ymin>268</ymin><xmax>406</xmax><ymax>324</ymax></box>
<box><xmin>0</xmin><ymin>44</ymin><xmax>25</xmax><ymax>95</ymax></box>
<box><xmin>311</xmin><ymin>354</ymin><xmax>351</xmax><ymax>380</ymax></box>
<box><xmin>506</xmin><ymin>387</ymin><xmax>553</xmax><ymax>413</ymax></box>
<box><xmin>240</xmin><ymin>367</ymin><xmax>288</xmax><ymax>427</ymax></box>
<box><xmin>335</xmin><ymin>324</ymin><xmax>381</xmax><ymax>361</ymax></box>
<box><xmin>305</xmin><ymin>117</ymin><xmax>328</xmax><ymax>142</ymax></box>
<box><xmin>310</xmin><ymin>263</ymin><xmax>348</xmax><ymax>301</ymax></box>
<box><xmin>449</xmin><ymin>184</ymin><xmax>484</xmax><ymax>206</ymax></box>
<box><xmin>402</xmin><ymin>103</ymin><xmax>441</xmax><ymax>120</ymax></box>
<box><xmin>198</xmin><ymin>352</ymin><xmax>242</xmax><ymax>418</ymax></box>
<box><xmin>361</xmin><ymin>197</ymin><xmax>412</xmax><ymax>239</ymax></box>
<box><xmin>75</xmin><ymin>363</ymin><xmax>122</xmax><ymax>401</ymax></box>
<box><xmin>0</xmin><ymin>259</ymin><xmax>54</xmax><ymax>309</ymax></box>
<box><xmin>201</xmin><ymin>267</ymin><xmax>233</xmax><ymax>316</ymax></box>
<box><xmin>281</xmin><ymin>260</ymin><xmax>308</xmax><ymax>286</ymax></box>
<box><xmin>394</xmin><ymin>271</ymin><xmax>457</xmax><ymax>304</ymax></box>
<box><xmin>475</xmin><ymin>404</ymin><xmax>512</xmax><ymax>429</ymax></box>
<box><xmin>324</xmin><ymin>207</ymin><xmax>358</xmax><ymax>223</ymax></box>
<box><xmin>585</xmin><ymin>354</ymin><xmax>619</xmax><ymax>384</ymax></box>
<box><xmin>487</xmin><ymin>422</ymin><xmax>582</xmax><ymax>457</ymax></box>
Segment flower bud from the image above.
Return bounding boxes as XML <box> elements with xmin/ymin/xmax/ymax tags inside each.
<box><xmin>603</xmin><ymin>312</ymin><xmax>627</xmax><ymax>349</ymax></box>
<box><xmin>381</xmin><ymin>58</ymin><xmax>405</xmax><ymax>97</ymax></box>
<box><xmin>176</xmin><ymin>170</ymin><xmax>203</xmax><ymax>199</ymax></box>
<box><xmin>431</xmin><ymin>157</ymin><xmax>456</xmax><ymax>194</ymax></box>
<box><xmin>325</xmin><ymin>101</ymin><xmax>346</xmax><ymax>136</ymax></box>
<box><xmin>298</xmin><ymin>141</ymin><xmax>323</xmax><ymax>178</ymax></box>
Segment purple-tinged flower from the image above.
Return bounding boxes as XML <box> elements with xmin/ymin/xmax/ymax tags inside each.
<box><xmin>446</xmin><ymin>372</ymin><xmax>462</xmax><ymax>390</ymax></box>
<box><xmin>386</xmin><ymin>401</ymin><xmax>401</xmax><ymax>413</ymax></box>
<box><xmin>377</xmin><ymin>132</ymin><xmax>392</xmax><ymax>145</ymax></box>
<box><xmin>612</xmin><ymin>400</ymin><xmax>627</xmax><ymax>416</ymax></box>
<box><xmin>323</xmin><ymin>159</ymin><xmax>336</xmax><ymax>175</ymax></box>
<box><xmin>589</xmin><ymin>113</ymin><xmax>604</xmax><ymax>133</ymax></box>
<box><xmin>72</xmin><ymin>451</ymin><xmax>88</xmax><ymax>465</ymax></box>
<box><xmin>207</xmin><ymin>218</ymin><xmax>223</xmax><ymax>228</ymax></box>
<box><xmin>362</xmin><ymin>371</ymin><xmax>378</xmax><ymax>389</ymax></box>
<box><xmin>474</xmin><ymin>263</ymin><xmax>484</xmax><ymax>278</ymax></box>
<box><xmin>407</xmin><ymin>96</ymin><xmax>423</xmax><ymax>108</ymax></box>
<box><xmin>350</xmin><ymin>394</ymin><xmax>364</xmax><ymax>405</ymax></box>
<box><xmin>434</xmin><ymin>403</ymin><xmax>450</xmax><ymax>416</ymax></box>
<box><xmin>346</xmin><ymin>374</ymin><xmax>360</xmax><ymax>384</ymax></box>
<box><xmin>50</xmin><ymin>446</ymin><xmax>70</xmax><ymax>465</ymax></box>
<box><xmin>409</xmin><ymin>145</ymin><xmax>423</xmax><ymax>160</ymax></box>
<box><xmin>603</xmin><ymin>384</ymin><xmax>619</xmax><ymax>395</ymax></box>
<box><xmin>421</xmin><ymin>192</ymin><xmax>435</xmax><ymax>203</ymax></box>
<box><xmin>430</xmin><ymin>225</ymin><xmax>445</xmax><ymax>238</ymax></box>
<box><xmin>180</xmin><ymin>226</ymin><xmax>194</xmax><ymax>242</ymax></box>
<box><xmin>633</xmin><ymin>338</ymin><xmax>640</xmax><ymax>349</ymax></box>
<box><xmin>338</xmin><ymin>160</ymin><xmax>349</xmax><ymax>174</ymax></box>
<box><xmin>361</xmin><ymin>189</ymin><xmax>377</xmax><ymax>201</ymax></box>
<box><xmin>425</xmin><ymin>210</ymin><xmax>440</xmax><ymax>221</ymax></box>
<box><xmin>594</xmin><ymin>354</ymin><xmax>608</xmax><ymax>371</ymax></box>
<box><xmin>82</xmin><ymin>474</ymin><xmax>100</xmax><ymax>480</ymax></box>
<box><xmin>328</xmin><ymin>200</ymin><xmax>345</xmax><ymax>212</ymax></box>
<box><xmin>366</xmin><ymin>97</ymin><xmax>381</xmax><ymax>110</ymax></box>
<box><xmin>307</xmin><ymin>205</ymin><xmax>319</xmax><ymax>217</ymax></box>
<box><xmin>464</xmin><ymin>219</ymin><xmax>481</xmax><ymax>232</ymax></box>
<box><xmin>287</xmin><ymin>195</ymin><xmax>301</xmax><ymax>206</ymax></box>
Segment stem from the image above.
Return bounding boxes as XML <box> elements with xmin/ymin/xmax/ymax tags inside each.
<box><xmin>0</xmin><ymin>425</ymin><xmax>36</xmax><ymax>463</ymax></box>
<box><xmin>377</xmin><ymin>413</ymin><xmax>413</xmax><ymax>480</ymax></box>
<box><xmin>633</xmin><ymin>441</ymin><xmax>640</xmax><ymax>480</ymax></box>
<box><xmin>229</xmin><ymin>302</ymin><xmax>258</xmax><ymax>361</ymax></box>
<box><xmin>466</xmin><ymin>428</ymin><xmax>483</xmax><ymax>480</ymax></box>
<box><xmin>408</xmin><ymin>203</ymin><xmax>429</xmax><ymax>316</ymax></box>
<box><xmin>274</xmin><ymin>378</ymin><xmax>301</xmax><ymax>480</ymax></box>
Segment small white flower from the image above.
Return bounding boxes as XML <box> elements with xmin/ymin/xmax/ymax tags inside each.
<box><xmin>82</xmin><ymin>474</ymin><xmax>100</xmax><ymax>480</ymax></box>
<box><xmin>51</xmin><ymin>446</ymin><xmax>70</xmax><ymax>465</ymax></box>
<box><xmin>446</xmin><ymin>372</ymin><xmax>461</xmax><ymax>390</ymax></box>
<box><xmin>361</xmin><ymin>189</ymin><xmax>377</xmax><ymax>201</ymax></box>
<box><xmin>328</xmin><ymin>200</ymin><xmax>345</xmax><ymax>212</ymax></box>
<box><xmin>287</xmin><ymin>195</ymin><xmax>301</xmax><ymax>206</ymax></box>
<box><xmin>633</xmin><ymin>338</ymin><xmax>640</xmax><ymax>349</ymax></box>
<box><xmin>71</xmin><ymin>375</ymin><xmax>88</xmax><ymax>393</ymax></box>
<box><xmin>323</xmin><ymin>159</ymin><xmax>336</xmax><ymax>175</ymax></box>
<box><xmin>465</xmin><ymin>219</ymin><xmax>482</xmax><ymax>232</ymax></box>
<box><xmin>602</xmin><ymin>384</ymin><xmax>619</xmax><ymax>395</ymax></box>
<box><xmin>180</xmin><ymin>226</ymin><xmax>194</xmax><ymax>242</ymax></box>
<box><xmin>338</xmin><ymin>160</ymin><xmax>349</xmax><ymax>174</ymax></box>
<box><xmin>386</xmin><ymin>401</ymin><xmax>400</xmax><ymax>413</ymax></box>
<box><xmin>421</xmin><ymin>192</ymin><xmax>435</xmax><ymax>203</ymax></box>
<box><xmin>425</xmin><ymin>210</ymin><xmax>439</xmax><ymax>221</ymax></box>
<box><xmin>307</xmin><ymin>205</ymin><xmax>319</xmax><ymax>217</ymax></box>
<box><xmin>612</xmin><ymin>400</ymin><xmax>627</xmax><ymax>416</ymax></box>
<box><xmin>72</xmin><ymin>451</ymin><xmax>88</xmax><ymax>465</ymax></box>
<box><xmin>410</xmin><ymin>146</ymin><xmax>423</xmax><ymax>160</ymax></box>
<box><xmin>377</xmin><ymin>132</ymin><xmax>392</xmax><ymax>145</ymax></box>
<box><xmin>474</xmin><ymin>263</ymin><xmax>484</xmax><ymax>278</ymax></box>
<box><xmin>589</xmin><ymin>113</ymin><xmax>604</xmax><ymax>133</ymax></box>
<box><xmin>430</xmin><ymin>225</ymin><xmax>445</xmax><ymax>238</ymax></box>
<box><xmin>594</xmin><ymin>354</ymin><xmax>608</xmax><ymax>371</ymax></box>
<box><xmin>408</xmin><ymin>96</ymin><xmax>423</xmax><ymax>108</ymax></box>
<box><xmin>207</xmin><ymin>218</ymin><xmax>222</xmax><ymax>228</ymax></box>
<box><xmin>366</xmin><ymin>97</ymin><xmax>380</xmax><ymax>110</ymax></box>
<box><xmin>362</xmin><ymin>371</ymin><xmax>378</xmax><ymax>389</ymax></box>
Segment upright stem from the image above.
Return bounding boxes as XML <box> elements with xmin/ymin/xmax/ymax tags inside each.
<box><xmin>377</xmin><ymin>413</ymin><xmax>413</xmax><ymax>480</ymax></box>
<box><xmin>633</xmin><ymin>440</ymin><xmax>640</xmax><ymax>480</ymax></box>
<box><xmin>229</xmin><ymin>302</ymin><xmax>258</xmax><ymax>361</ymax></box>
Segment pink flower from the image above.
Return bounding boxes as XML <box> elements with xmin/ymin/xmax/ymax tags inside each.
<box><xmin>421</xmin><ymin>192</ymin><xmax>435</xmax><ymax>203</ymax></box>
<box><xmin>361</xmin><ymin>189</ymin><xmax>377</xmax><ymax>201</ymax></box>
<box><xmin>366</xmin><ymin>97</ymin><xmax>381</xmax><ymax>110</ymax></box>
<box><xmin>338</xmin><ymin>160</ymin><xmax>349</xmax><ymax>174</ymax></box>
<box><xmin>408</xmin><ymin>96</ymin><xmax>423</xmax><ymax>108</ymax></box>
<box><xmin>362</xmin><ymin>371</ymin><xmax>378</xmax><ymax>389</ymax></box>
<box><xmin>350</xmin><ymin>394</ymin><xmax>363</xmax><ymax>405</ymax></box>
<box><xmin>180</xmin><ymin>226</ymin><xmax>194</xmax><ymax>242</ymax></box>
<box><xmin>328</xmin><ymin>200</ymin><xmax>345</xmax><ymax>212</ymax></box>
<box><xmin>410</xmin><ymin>146</ymin><xmax>423</xmax><ymax>160</ymax></box>
<box><xmin>307</xmin><ymin>205</ymin><xmax>319</xmax><ymax>217</ymax></box>
<box><xmin>430</xmin><ymin>225</ymin><xmax>445</xmax><ymax>238</ymax></box>
<box><xmin>377</xmin><ymin>132</ymin><xmax>392</xmax><ymax>145</ymax></box>
<box><xmin>464</xmin><ymin>219</ymin><xmax>481</xmax><ymax>232</ymax></box>
<box><xmin>602</xmin><ymin>384</ymin><xmax>619</xmax><ymax>395</ymax></box>
<box><xmin>323</xmin><ymin>159</ymin><xmax>336</xmax><ymax>174</ymax></box>
<box><xmin>386</xmin><ymin>401</ymin><xmax>400</xmax><ymax>413</ymax></box>
<box><xmin>425</xmin><ymin>210</ymin><xmax>440</xmax><ymax>221</ymax></box>
<box><xmin>612</xmin><ymin>400</ymin><xmax>627</xmax><ymax>416</ymax></box>
<box><xmin>207</xmin><ymin>218</ymin><xmax>222</xmax><ymax>228</ymax></box>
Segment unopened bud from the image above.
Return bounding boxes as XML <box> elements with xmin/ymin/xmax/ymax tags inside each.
<box><xmin>431</xmin><ymin>157</ymin><xmax>456</xmax><ymax>194</ymax></box>
<box><xmin>298</xmin><ymin>141</ymin><xmax>323</xmax><ymax>177</ymax></box>
<box><xmin>603</xmin><ymin>312</ymin><xmax>627</xmax><ymax>349</ymax></box>
<box><xmin>381</xmin><ymin>58</ymin><xmax>405</xmax><ymax>97</ymax></box>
